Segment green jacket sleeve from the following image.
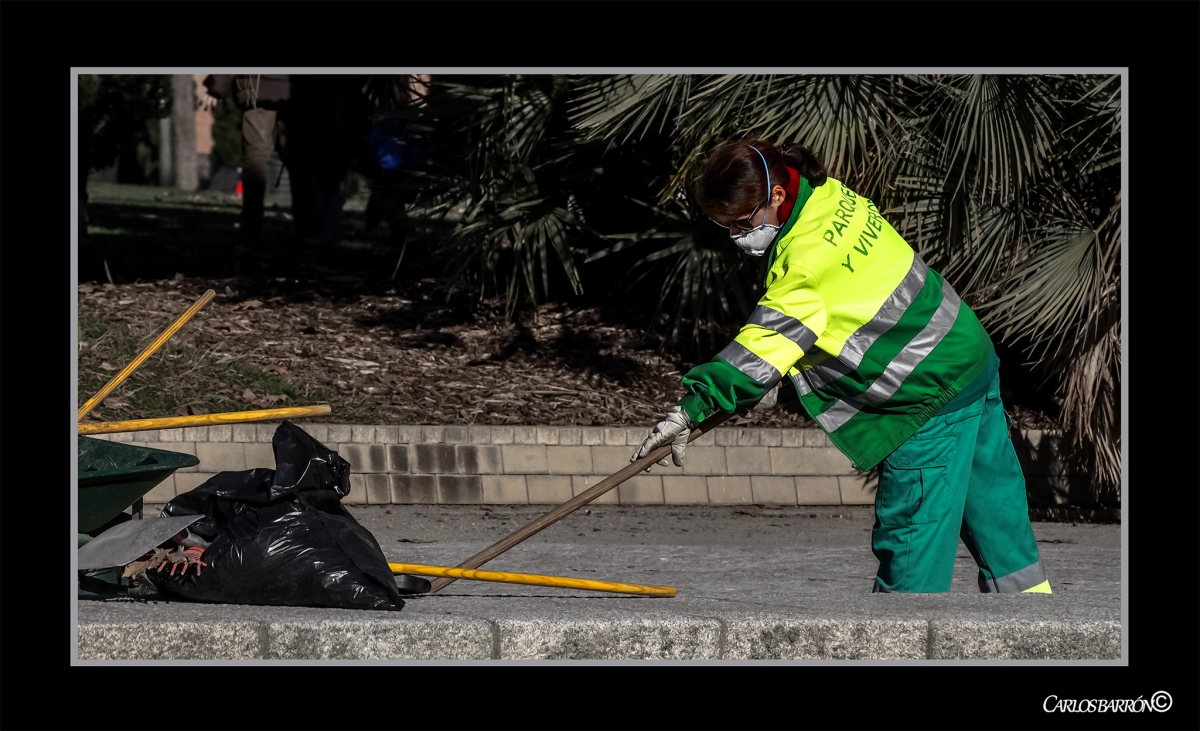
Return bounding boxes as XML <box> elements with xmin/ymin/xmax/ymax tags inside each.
<box><xmin>677</xmin><ymin>356</ymin><xmax>769</xmax><ymax>424</ymax></box>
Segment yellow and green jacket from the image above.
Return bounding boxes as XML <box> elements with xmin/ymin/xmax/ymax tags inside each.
<box><xmin>678</xmin><ymin>177</ymin><xmax>997</xmax><ymax>471</ymax></box>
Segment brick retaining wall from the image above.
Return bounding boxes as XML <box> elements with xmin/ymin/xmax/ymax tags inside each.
<box><xmin>86</xmin><ymin>423</ymin><xmax>1110</xmax><ymax>507</ymax></box>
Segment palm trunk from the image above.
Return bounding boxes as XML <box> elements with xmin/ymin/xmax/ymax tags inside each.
<box><xmin>171</xmin><ymin>75</ymin><xmax>198</xmax><ymax>191</ymax></box>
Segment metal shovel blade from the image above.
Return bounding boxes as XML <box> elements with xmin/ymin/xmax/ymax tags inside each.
<box><xmin>77</xmin><ymin>515</ymin><xmax>202</xmax><ymax>571</ymax></box>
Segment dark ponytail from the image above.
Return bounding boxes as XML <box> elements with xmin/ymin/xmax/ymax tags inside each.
<box><xmin>693</xmin><ymin>139</ymin><xmax>827</xmax><ymax>220</ymax></box>
<box><xmin>775</xmin><ymin>143</ymin><xmax>827</xmax><ymax>187</ymax></box>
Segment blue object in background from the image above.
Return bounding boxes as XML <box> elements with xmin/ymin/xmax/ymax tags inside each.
<box><xmin>365</xmin><ymin>117</ymin><xmax>435</xmax><ymax>176</ymax></box>
<box><xmin>368</xmin><ymin>118</ymin><xmax>410</xmax><ymax>172</ymax></box>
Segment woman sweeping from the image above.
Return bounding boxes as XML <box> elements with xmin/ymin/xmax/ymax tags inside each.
<box><xmin>632</xmin><ymin>140</ymin><xmax>1050</xmax><ymax>594</ymax></box>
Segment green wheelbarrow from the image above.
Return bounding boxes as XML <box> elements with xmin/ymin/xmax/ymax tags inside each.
<box><xmin>77</xmin><ymin>436</ymin><xmax>200</xmax><ymax>543</ymax></box>
<box><xmin>77</xmin><ymin>437</ymin><xmax>200</xmax><ymax>596</ymax></box>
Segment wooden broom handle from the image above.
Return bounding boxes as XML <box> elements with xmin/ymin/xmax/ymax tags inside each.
<box><xmin>427</xmin><ymin>412</ymin><xmax>732</xmax><ymax>593</ymax></box>
<box><xmin>78</xmin><ymin>289</ymin><xmax>216</xmax><ymax>421</ymax></box>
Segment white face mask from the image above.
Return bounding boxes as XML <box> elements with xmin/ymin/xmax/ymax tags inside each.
<box><xmin>729</xmin><ymin>147</ymin><xmax>779</xmax><ymax>257</ymax></box>
<box><xmin>731</xmin><ymin>224</ymin><xmax>780</xmax><ymax>256</ymax></box>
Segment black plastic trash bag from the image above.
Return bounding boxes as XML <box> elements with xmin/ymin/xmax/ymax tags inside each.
<box><xmin>149</xmin><ymin>421</ymin><xmax>403</xmax><ymax>611</ymax></box>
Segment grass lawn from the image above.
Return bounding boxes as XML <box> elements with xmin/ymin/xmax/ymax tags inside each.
<box><xmin>79</xmin><ymin>182</ymin><xmax>441</xmax><ymax>285</ymax></box>
<box><xmin>77</xmin><ymin>310</ymin><xmax>321</xmax><ymax>424</ymax></box>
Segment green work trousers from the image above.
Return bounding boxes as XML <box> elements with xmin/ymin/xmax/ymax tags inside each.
<box><xmin>871</xmin><ymin>373</ymin><xmax>1049</xmax><ymax>593</ymax></box>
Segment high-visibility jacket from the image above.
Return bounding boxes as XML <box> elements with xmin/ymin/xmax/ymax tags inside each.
<box><xmin>678</xmin><ymin>176</ymin><xmax>996</xmax><ymax>471</ymax></box>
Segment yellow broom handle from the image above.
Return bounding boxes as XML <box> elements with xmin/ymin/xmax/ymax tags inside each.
<box><xmin>77</xmin><ymin>405</ymin><xmax>332</xmax><ymax>435</ymax></box>
<box><xmin>390</xmin><ymin>563</ymin><xmax>676</xmax><ymax>597</ymax></box>
<box><xmin>78</xmin><ymin>289</ymin><xmax>217</xmax><ymax>421</ymax></box>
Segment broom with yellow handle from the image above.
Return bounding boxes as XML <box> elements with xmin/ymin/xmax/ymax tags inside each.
<box><xmin>78</xmin><ymin>405</ymin><xmax>333</xmax><ymax>435</ymax></box>
<box><xmin>78</xmin><ymin>289</ymin><xmax>216</xmax><ymax>421</ymax></box>
<box><xmin>390</xmin><ymin>562</ymin><xmax>675</xmax><ymax>597</ymax></box>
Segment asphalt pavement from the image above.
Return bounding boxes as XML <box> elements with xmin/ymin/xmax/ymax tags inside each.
<box><xmin>76</xmin><ymin>505</ymin><xmax>1123</xmax><ymax>661</ymax></box>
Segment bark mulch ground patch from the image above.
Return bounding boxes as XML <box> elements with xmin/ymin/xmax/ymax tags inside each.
<box><xmin>77</xmin><ymin>274</ymin><xmax>1060</xmax><ymax>432</ymax></box>
<box><xmin>77</xmin><ymin>274</ymin><xmax>817</xmax><ymax>429</ymax></box>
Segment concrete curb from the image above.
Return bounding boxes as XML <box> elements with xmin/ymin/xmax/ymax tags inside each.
<box><xmin>77</xmin><ymin>603</ymin><xmax>1121</xmax><ymax>661</ymax></box>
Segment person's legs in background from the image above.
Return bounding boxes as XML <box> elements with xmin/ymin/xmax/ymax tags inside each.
<box><xmin>240</xmin><ymin>107</ymin><xmax>277</xmax><ymax>238</ymax></box>
<box><xmin>959</xmin><ymin>374</ymin><xmax>1050</xmax><ymax>593</ymax></box>
<box><xmin>311</xmin><ymin>167</ymin><xmax>347</xmax><ymax>243</ymax></box>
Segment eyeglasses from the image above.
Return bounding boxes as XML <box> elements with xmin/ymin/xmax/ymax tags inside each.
<box><xmin>708</xmin><ymin>146</ymin><xmax>774</xmax><ymax>234</ymax></box>
<box><xmin>709</xmin><ymin>201</ymin><xmax>764</xmax><ymax>234</ymax></box>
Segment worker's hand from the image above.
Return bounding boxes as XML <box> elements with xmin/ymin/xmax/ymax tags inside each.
<box><xmin>631</xmin><ymin>405</ymin><xmax>695</xmax><ymax>471</ymax></box>
<box><xmin>198</xmin><ymin>90</ymin><xmax>221</xmax><ymax>112</ymax></box>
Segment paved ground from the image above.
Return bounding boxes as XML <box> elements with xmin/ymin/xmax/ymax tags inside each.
<box><xmin>343</xmin><ymin>503</ymin><xmax>1121</xmax><ymax>550</ymax></box>
<box><xmin>76</xmin><ymin>505</ymin><xmax>1123</xmax><ymax>661</ymax></box>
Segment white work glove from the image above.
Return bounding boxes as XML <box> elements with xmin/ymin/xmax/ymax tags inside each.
<box><xmin>752</xmin><ymin>382</ymin><xmax>780</xmax><ymax>412</ymax></box>
<box><xmin>631</xmin><ymin>405</ymin><xmax>695</xmax><ymax>470</ymax></box>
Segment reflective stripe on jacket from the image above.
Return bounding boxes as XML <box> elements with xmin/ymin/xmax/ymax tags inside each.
<box><xmin>677</xmin><ymin>177</ymin><xmax>993</xmax><ymax>471</ymax></box>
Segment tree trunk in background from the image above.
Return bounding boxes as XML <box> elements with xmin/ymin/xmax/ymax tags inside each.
<box><xmin>171</xmin><ymin>74</ymin><xmax>197</xmax><ymax>191</ymax></box>
<box><xmin>79</xmin><ymin>109</ymin><xmax>92</xmax><ymax>242</ymax></box>
<box><xmin>159</xmin><ymin>116</ymin><xmax>173</xmax><ymax>187</ymax></box>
